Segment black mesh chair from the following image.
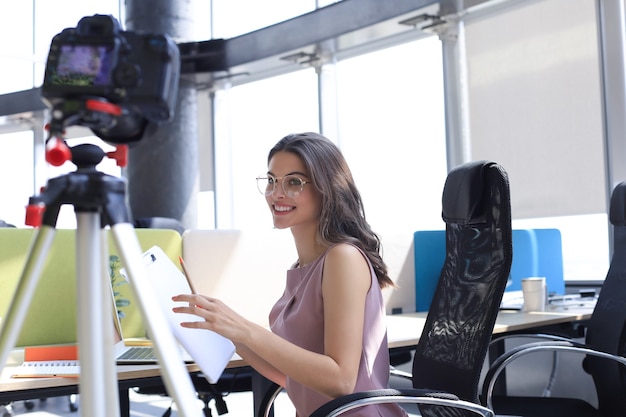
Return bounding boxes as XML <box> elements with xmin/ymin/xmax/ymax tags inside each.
<box><xmin>258</xmin><ymin>160</ymin><xmax>513</xmax><ymax>417</ymax></box>
<box><xmin>481</xmin><ymin>181</ymin><xmax>626</xmax><ymax>417</ymax></box>
<box><xmin>133</xmin><ymin>216</ymin><xmax>185</xmax><ymax>235</ymax></box>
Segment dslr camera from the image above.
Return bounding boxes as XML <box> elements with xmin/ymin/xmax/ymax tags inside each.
<box><xmin>41</xmin><ymin>14</ymin><xmax>180</xmax><ymax>143</ymax></box>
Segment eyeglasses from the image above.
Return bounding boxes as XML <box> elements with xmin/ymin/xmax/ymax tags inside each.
<box><xmin>256</xmin><ymin>174</ymin><xmax>310</xmax><ymax>198</ymax></box>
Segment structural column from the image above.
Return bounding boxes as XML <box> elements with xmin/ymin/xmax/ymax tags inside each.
<box><xmin>124</xmin><ymin>0</ymin><xmax>199</xmax><ymax>229</ymax></box>
<box><xmin>439</xmin><ymin>0</ymin><xmax>471</xmax><ymax>171</ymax></box>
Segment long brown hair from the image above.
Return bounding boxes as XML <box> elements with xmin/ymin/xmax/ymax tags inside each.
<box><xmin>268</xmin><ymin>132</ymin><xmax>394</xmax><ymax>289</ymax></box>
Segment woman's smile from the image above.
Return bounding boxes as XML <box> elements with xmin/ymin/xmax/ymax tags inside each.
<box><xmin>273</xmin><ymin>203</ymin><xmax>295</xmax><ymax>214</ymax></box>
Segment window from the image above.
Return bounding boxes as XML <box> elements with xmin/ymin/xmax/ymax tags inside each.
<box><xmin>335</xmin><ymin>37</ymin><xmax>447</xmax><ymax>236</ymax></box>
<box><xmin>211</xmin><ymin>0</ymin><xmax>317</xmax><ymax>38</ymax></box>
<box><xmin>465</xmin><ymin>0</ymin><xmax>608</xmax><ymax>280</ymax></box>
<box><xmin>0</xmin><ymin>132</ymin><xmax>34</xmax><ymax>226</ymax></box>
<box><xmin>213</xmin><ymin>69</ymin><xmax>319</xmax><ymax>229</ymax></box>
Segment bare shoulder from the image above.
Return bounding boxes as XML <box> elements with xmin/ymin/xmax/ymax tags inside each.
<box><xmin>325</xmin><ymin>243</ymin><xmax>367</xmax><ymax>266</ymax></box>
<box><xmin>323</xmin><ymin>243</ymin><xmax>371</xmax><ymax>290</ymax></box>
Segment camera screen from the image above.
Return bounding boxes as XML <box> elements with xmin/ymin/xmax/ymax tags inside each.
<box><xmin>51</xmin><ymin>44</ymin><xmax>114</xmax><ymax>87</ymax></box>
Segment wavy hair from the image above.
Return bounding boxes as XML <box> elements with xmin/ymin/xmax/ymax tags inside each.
<box><xmin>268</xmin><ymin>132</ymin><xmax>394</xmax><ymax>289</ymax></box>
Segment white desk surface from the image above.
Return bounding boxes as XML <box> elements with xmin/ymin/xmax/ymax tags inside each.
<box><xmin>385</xmin><ymin>306</ymin><xmax>594</xmax><ymax>349</ymax></box>
<box><xmin>0</xmin><ymin>350</ymin><xmax>245</xmax><ymax>394</ymax></box>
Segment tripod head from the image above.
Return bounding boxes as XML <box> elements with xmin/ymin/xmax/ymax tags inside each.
<box><xmin>27</xmin><ymin>136</ymin><xmax>130</xmax><ymax>229</ymax></box>
<box><xmin>45</xmin><ymin>98</ymin><xmax>131</xmax><ymax>167</ymax></box>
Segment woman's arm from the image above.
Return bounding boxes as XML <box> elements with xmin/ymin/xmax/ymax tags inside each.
<box><xmin>172</xmin><ymin>243</ymin><xmax>371</xmax><ymax>398</ymax></box>
<box><xmin>233</xmin><ymin>337</ymin><xmax>287</xmax><ymax>387</ymax></box>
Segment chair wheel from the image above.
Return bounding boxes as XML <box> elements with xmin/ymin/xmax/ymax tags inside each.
<box><xmin>69</xmin><ymin>395</ymin><xmax>78</xmax><ymax>412</ymax></box>
<box><xmin>2</xmin><ymin>403</ymin><xmax>14</xmax><ymax>417</ymax></box>
<box><xmin>24</xmin><ymin>401</ymin><xmax>34</xmax><ymax>410</ymax></box>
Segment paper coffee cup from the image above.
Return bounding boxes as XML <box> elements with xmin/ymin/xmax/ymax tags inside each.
<box><xmin>521</xmin><ymin>277</ymin><xmax>546</xmax><ymax>312</ymax></box>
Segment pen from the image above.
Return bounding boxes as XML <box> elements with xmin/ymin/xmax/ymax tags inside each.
<box><xmin>178</xmin><ymin>255</ymin><xmax>197</xmax><ymax>294</ymax></box>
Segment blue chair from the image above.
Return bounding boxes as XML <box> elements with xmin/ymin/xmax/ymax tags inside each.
<box><xmin>414</xmin><ymin>228</ymin><xmax>565</xmax><ymax>311</ymax></box>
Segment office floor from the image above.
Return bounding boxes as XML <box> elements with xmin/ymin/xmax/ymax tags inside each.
<box><xmin>3</xmin><ymin>391</ymin><xmax>423</xmax><ymax>417</ymax></box>
<box><xmin>2</xmin><ymin>362</ymin><xmax>418</xmax><ymax>417</ymax></box>
<box><xmin>3</xmin><ymin>380</ymin><xmax>421</xmax><ymax>417</ymax></box>
<box><xmin>1</xmin><ymin>389</ymin><xmax>297</xmax><ymax>417</ymax></box>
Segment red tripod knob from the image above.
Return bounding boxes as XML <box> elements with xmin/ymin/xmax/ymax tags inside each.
<box><xmin>45</xmin><ymin>137</ymin><xmax>72</xmax><ymax>166</ymax></box>
<box><xmin>25</xmin><ymin>203</ymin><xmax>45</xmax><ymax>227</ymax></box>
<box><xmin>107</xmin><ymin>145</ymin><xmax>128</xmax><ymax>167</ymax></box>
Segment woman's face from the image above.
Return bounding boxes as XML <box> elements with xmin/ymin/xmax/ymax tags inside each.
<box><xmin>265</xmin><ymin>151</ymin><xmax>322</xmax><ymax>232</ymax></box>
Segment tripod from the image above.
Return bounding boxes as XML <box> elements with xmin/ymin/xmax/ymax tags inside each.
<box><xmin>0</xmin><ymin>141</ymin><xmax>203</xmax><ymax>417</ymax></box>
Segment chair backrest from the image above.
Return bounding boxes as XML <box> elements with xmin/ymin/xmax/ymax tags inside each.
<box><xmin>583</xmin><ymin>181</ymin><xmax>626</xmax><ymax>416</ymax></box>
<box><xmin>133</xmin><ymin>216</ymin><xmax>185</xmax><ymax>235</ymax></box>
<box><xmin>412</xmin><ymin>160</ymin><xmax>513</xmax><ymax>408</ymax></box>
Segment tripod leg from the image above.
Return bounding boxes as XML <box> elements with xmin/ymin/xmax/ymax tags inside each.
<box><xmin>75</xmin><ymin>213</ymin><xmax>119</xmax><ymax>417</ymax></box>
<box><xmin>100</xmin><ymin>229</ymin><xmax>119</xmax><ymax>417</ymax></box>
<box><xmin>110</xmin><ymin>222</ymin><xmax>202</xmax><ymax>417</ymax></box>
<box><xmin>0</xmin><ymin>226</ymin><xmax>56</xmax><ymax>371</ymax></box>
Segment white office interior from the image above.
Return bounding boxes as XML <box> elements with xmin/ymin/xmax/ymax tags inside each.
<box><xmin>1</xmin><ymin>0</ymin><xmax>625</xmax><ymax>415</ymax></box>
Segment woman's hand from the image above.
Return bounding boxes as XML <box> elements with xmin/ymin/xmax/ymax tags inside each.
<box><xmin>172</xmin><ymin>294</ymin><xmax>251</xmax><ymax>344</ymax></box>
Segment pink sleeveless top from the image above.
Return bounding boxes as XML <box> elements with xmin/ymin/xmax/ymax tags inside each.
<box><xmin>269</xmin><ymin>244</ymin><xmax>408</xmax><ymax>417</ymax></box>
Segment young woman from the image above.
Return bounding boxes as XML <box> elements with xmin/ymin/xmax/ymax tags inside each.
<box><xmin>173</xmin><ymin>132</ymin><xmax>407</xmax><ymax>417</ymax></box>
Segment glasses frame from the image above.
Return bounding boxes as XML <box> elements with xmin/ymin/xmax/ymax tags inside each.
<box><xmin>256</xmin><ymin>174</ymin><xmax>310</xmax><ymax>198</ymax></box>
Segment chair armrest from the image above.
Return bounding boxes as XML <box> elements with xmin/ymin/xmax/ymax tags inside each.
<box><xmin>257</xmin><ymin>382</ymin><xmax>284</xmax><ymax>417</ymax></box>
<box><xmin>389</xmin><ymin>365</ymin><xmax>412</xmax><ymax>380</ymax></box>
<box><xmin>482</xmin><ymin>340</ymin><xmax>626</xmax><ymax>409</ymax></box>
<box><xmin>309</xmin><ymin>388</ymin><xmax>494</xmax><ymax>417</ymax></box>
<box><xmin>488</xmin><ymin>333</ymin><xmax>574</xmax><ymax>350</ymax></box>
<box><xmin>488</xmin><ymin>333</ymin><xmax>580</xmax><ymax>396</ymax></box>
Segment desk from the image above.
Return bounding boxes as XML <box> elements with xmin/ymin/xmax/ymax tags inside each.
<box><xmin>386</xmin><ymin>306</ymin><xmax>593</xmax><ymax>349</ymax></box>
<box><xmin>1</xmin><ymin>307</ymin><xmax>592</xmax><ymax>416</ymax></box>
<box><xmin>0</xmin><ymin>351</ymin><xmax>247</xmax><ymax>417</ymax></box>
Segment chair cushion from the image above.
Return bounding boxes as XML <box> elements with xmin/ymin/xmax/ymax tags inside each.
<box><xmin>442</xmin><ymin>160</ymin><xmax>494</xmax><ymax>225</ymax></box>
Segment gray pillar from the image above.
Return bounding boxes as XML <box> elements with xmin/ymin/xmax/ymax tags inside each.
<box><xmin>439</xmin><ymin>0</ymin><xmax>471</xmax><ymax>171</ymax></box>
<box><xmin>124</xmin><ymin>0</ymin><xmax>199</xmax><ymax>229</ymax></box>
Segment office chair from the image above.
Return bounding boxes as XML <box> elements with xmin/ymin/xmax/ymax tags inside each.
<box><xmin>133</xmin><ymin>216</ymin><xmax>186</xmax><ymax>235</ymax></box>
<box><xmin>481</xmin><ymin>181</ymin><xmax>626</xmax><ymax>417</ymax></box>
<box><xmin>258</xmin><ymin>160</ymin><xmax>513</xmax><ymax>417</ymax></box>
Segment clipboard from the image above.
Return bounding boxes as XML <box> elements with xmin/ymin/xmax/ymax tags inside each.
<box><xmin>125</xmin><ymin>245</ymin><xmax>236</xmax><ymax>383</ymax></box>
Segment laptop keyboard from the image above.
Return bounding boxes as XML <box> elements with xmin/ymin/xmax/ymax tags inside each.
<box><xmin>118</xmin><ymin>346</ymin><xmax>156</xmax><ymax>361</ymax></box>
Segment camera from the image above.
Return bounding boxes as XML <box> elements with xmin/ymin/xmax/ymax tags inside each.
<box><xmin>41</xmin><ymin>14</ymin><xmax>180</xmax><ymax>143</ymax></box>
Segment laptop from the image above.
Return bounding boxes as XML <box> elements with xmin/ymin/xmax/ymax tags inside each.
<box><xmin>118</xmin><ymin>245</ymin><xmax>236</xmax><ymax>383</ymax></box>
<box><xmin>112</xmin><ymin>298</ymin><xmax>190</xmax><ymax>364</ymax></box>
